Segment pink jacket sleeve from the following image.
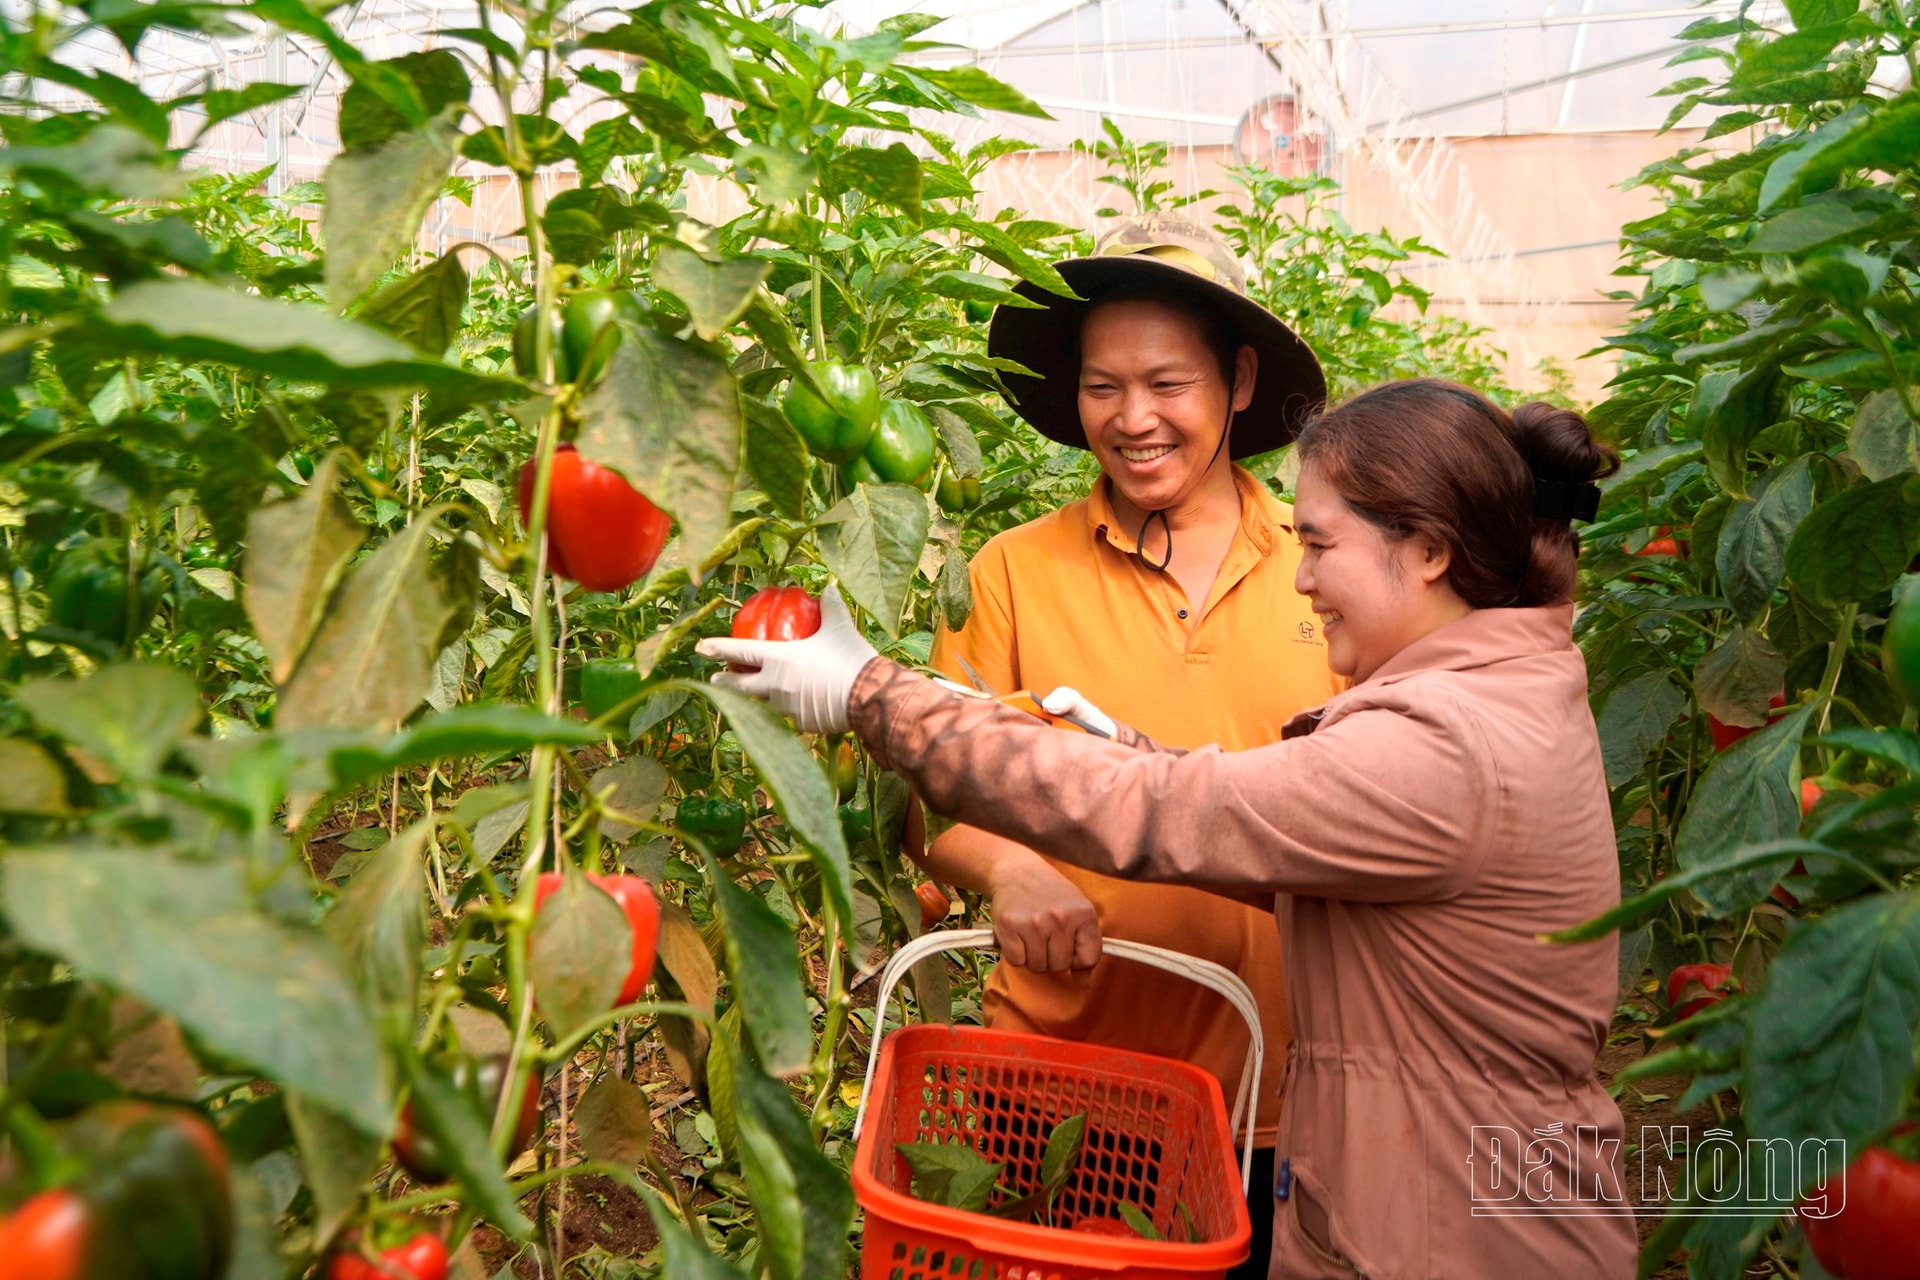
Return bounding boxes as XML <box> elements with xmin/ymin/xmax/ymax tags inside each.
<box><xmin>850</xmin><ymin>659</ymin><xmax>1496</xmax><ymax>903</ymax></box>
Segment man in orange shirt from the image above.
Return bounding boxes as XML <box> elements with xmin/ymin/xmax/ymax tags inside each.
<box><xmin>915</xmin><ymin>214</ymin><xmax>1337</xmax><ymax>1276</ymax></box>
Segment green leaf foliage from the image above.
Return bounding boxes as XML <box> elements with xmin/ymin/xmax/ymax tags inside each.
<box><xmin>323</xmin><ymin>110</ymin><xmax>464</xmax><ymax>309</ymax></box>
<box><xmin>285</xmin><ymin>1093</ymin><xmax>383</xmax><ymax>1246</ymax></box>
<box><xmin>243</xmin><ymin>453</ymin><xmax>367</xmax><ymax>684</ymax></box>
<box><xmin>3</xmin><ymin>849</ymin><xmax>390</xmax><ymax>1133</ymax></box>
<box><xmin>576</xmin><ymin>325</ymin><xmax>743</xmax><ymax>578</ymax></box>
<box><xmin>1848</xmin><ymin>388</ymin><xmax>1920</xmax><ymax>481</ymax></box>
<box><xmin>326</xmin><ymin>705</ymin><xmax>603</xmax><ymax>792</ymax></box>
<box><xmin>1716</xmin><ymin>457</ymin><xmax>1813</xmax><ymax>620</ymax></box>
<box><xmin>675</xmin><ymin>681</ymin><xmax>853</xmax><ymax>925</ymax></box>
<box><xmin>1693</xmin><ymin>626</ymin><xmax>1787</xmax><ymax>728</ymax></box>
<box><xmin>1596</xmin><ymin>671</ymin><xmax>1688</xmax><ymax>788</ymax></box>
<box><xmin>816</xmin><ymin>483</ymin><xmax>930</xmax><ymax>635</ymax></box>
<box><xmin>1742</xmin><ymin>890</ymin><xmax>1920</xmax><ymax>1154</ymax></box>
<box><xmin>743</xmin><ymin>398</ymin><xmax>810</xmax><ymax>519</ymax></box>
<box><xmin>899</xmin><ymin>1140</ymin><xmax>1003</xmax><ymax>1211</ymax></box>
<box><xmin>654</xmin><ymin>244</ymin><xmax>771</xmax><ymax>341</ymax></box>
<box><xmin>529</xmin><ymin>874</ymin><xmax>629</xmax><ymax>1037</ymax></box>
<box><xmin>274</xmin><ymin>514</ymin><xmax>462</xmax><ymax>732</ymax></box>
<box><xmin>92</xmin><ymin>279</ymin><xmax>515</xmax><ymax>395</ymax></box>
<box><xmin>1784</xmin><ymin>475</ymin><xmax>1920</xmax><ymax>609</ymax></box>
<box><xmin>706</xmin><ymin>862</ymin><xmax>813</xmax><ymax>1076</ymax></box>
<box><xmin>324</xmin><ymin>817</ymin><xmax>427</xmax><ymax>1015</ymax></box>
<box><xmin>726</xmin><ymin>1043</ymin><xmax>853</xmax><ymax>1280</ymax></box>
<box><xmin>1675</xmin><ymin>703</ymin><xmax>1816</xmax><ymax>913</ymax></box>
<box><xmin>914</xmin><ymin>66</ymin><xmax>1051</xmax><ymax>118</ymax></box>
<box><xmin>401</xmin><ymin>1052</ymin><xmax>535</xmax><ymax>1236</ymax></box>
<box><xmin>15</xmin><ymin>662</ymin><xmax>201</xmax><ymax>781</ymax></box>
<box><xmin>356</xmin><ymin>251</ymin><xmax>470</xmax><ymax>357</ymax></box>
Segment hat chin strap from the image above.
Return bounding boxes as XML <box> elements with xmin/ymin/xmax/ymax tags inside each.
<box><xmin>1134</xmin><ymin>392</ymin><xmax>1235</xmax><ymax>576</ymax></box>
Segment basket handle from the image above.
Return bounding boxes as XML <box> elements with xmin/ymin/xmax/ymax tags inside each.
<box><xmin>852</xmin><ymin>928</ymin><xmax>1266</xmax><ymax>1195</ymax></box>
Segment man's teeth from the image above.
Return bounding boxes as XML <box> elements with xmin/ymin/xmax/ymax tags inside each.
<box><xmin>1119</xmin><ymin>445</ymin><xmax>1174</xmax><ymax>462</ymax></box>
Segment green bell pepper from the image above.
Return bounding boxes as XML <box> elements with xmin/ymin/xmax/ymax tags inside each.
<box><xmin>862</xmin><ymin>400</ymin><xmax>937</xmax><ymax>485</ymax></box>
<box><xmin>837</xmin><ymin>803</ymin><xmax>872</xmax><ymax>854</ymax></box>
<box><xmin>678</xmin><ymin>795</ymin><xmax>749</xmax><ymax>855</ymax></box>
<box><xmin>512</xmin><ymin>305</ymin><xmax>571</xmax><ymax>384</ymax></box>
<box><xmin>840</xmin><ymin>455</ymin><xmax>883</xmax><ymax>487</ymax></box>
<box><xmin>936</xmin><ymin>467</ymin><xmax>983</xmax><ymax>513</ymax></box>
<box><xmin>579</xmin><ymin>656</ymin><xmax>645</xmax><ymax>721</ymax></box>
<box><xmin>781</xmin><ymin>361</ymin><xmax>880</xmax><ymax>463</ymax></box>
<box><xmin>45</xmin><ymin>540</ymin><xmax>165</xmax><ymax>650</ymax></box>
<box><xmin>562</xmin><ymin>290</ymin><xmax>645</xmax><ymax>387</ymax></box>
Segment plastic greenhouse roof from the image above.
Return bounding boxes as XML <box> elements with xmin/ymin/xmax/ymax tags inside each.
<box><xmin>827</xmin><ymin>0</ymin><xmax>1784</xmax><ymax>147</ymax></box>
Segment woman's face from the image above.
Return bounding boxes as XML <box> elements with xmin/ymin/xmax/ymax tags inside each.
<box><xmin>1077</xmin><ymin>299</ymin><xmax>1255</xmax><ymax>514</ymax></box>
<box><xmin>1292</xmin><ymin>461</ymin><xmax>1463</xmax><ymax>683</ymax></box>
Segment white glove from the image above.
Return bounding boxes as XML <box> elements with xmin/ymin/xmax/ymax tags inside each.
<box><xmin>695</xmin><ymin>585</ymin><xmax>879</xmax><ymax>734</ymax></box>
<box><xmin>1039</xmin><ymin>686</ymin><xmax>1118</xmax><ymax>738</ymax></box>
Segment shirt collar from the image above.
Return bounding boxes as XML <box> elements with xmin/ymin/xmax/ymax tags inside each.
<box><xmin>1087</xmin><ymin>465</ymin><xmax>1281</xmax><ymax>556</ymax></box>
<box><xmin>1363</xmin><ymin>605</ymin><xmax>1579</xmax><ymax>688</ymax></box>
<box><xmin>1280</xmin><ymin>606</ymin><xmax>1576</xmax><ymax>738</ymax></box>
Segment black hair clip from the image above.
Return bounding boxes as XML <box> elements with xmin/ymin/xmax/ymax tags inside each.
<box><xmin>1534</xmin><ymin>479</ymin><xmax>1601</xmax><ymax>523</ymax></box>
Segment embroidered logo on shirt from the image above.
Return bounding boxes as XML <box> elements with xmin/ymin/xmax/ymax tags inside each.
<box><xmin>1294</xmin><ymin>620</ymin><xmax>1319</xmax><ymax>644</ymax></box>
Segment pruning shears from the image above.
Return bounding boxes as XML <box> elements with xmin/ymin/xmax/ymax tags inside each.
<box><xmin>931</xmin><ymin>655</ymin><xmax>1113</xmax><ymax>738</ymax></box>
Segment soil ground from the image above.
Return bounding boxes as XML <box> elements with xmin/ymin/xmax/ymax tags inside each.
<box><xmin>1597</xmin><ymin>1007</ymin><xmax>1728</xmax><ymax>1280</ymax></box>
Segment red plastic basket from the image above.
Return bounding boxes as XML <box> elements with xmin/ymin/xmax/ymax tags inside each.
<box><xmin>851</xmin><ymin>931</ymin><xmax>1260</xmax><ymax>1280</ymax></box>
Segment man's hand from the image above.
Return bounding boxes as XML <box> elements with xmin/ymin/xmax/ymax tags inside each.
<box><xmin>987</xmin><ymin>853</ymin><xmax>1103</xmax><ymax>985</ymax></box>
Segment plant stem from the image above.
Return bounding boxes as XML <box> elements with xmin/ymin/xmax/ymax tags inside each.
<box><xmin>1816</xmin><ymin>603</ymin><xmax>1859</xmax><ymax>735</ymax></box>
<box><xmin>808</xmin><ymin>896</ymin><xmax>851</xmax><ymax>1138</ymax></box>
<box><xmin>810</xmin><ymin>260</ymin><xmax>826</xmax><ymax>360</ymax></box>
<box><xmin>479</xmin><ymin>0</ymin><xmax>567</xmax><ymax>1176</ymax></box>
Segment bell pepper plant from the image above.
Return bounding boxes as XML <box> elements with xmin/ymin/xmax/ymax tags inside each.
<box><xmin>1706</xmin><ymin>691</ymin><xmax>1786</xmax><ymax>753</ymax></box>
<box><xmin>0</xmin><ymin>1190</ymin><xmax>89</xmax><ymax>1280</ymax></box>
<box><xmin>830</xmin><ymin>737</ymin><xmax>860</xmax><ymax>802</ymax></box>
<box><xmin>840</xmin><ymin>454</ymin><xmax>883</xmax><ymax>487</ymax></box>
<box><xmin>511</xmin><ymin>305</ymin><xmax>570</xmax><ymax>384</ymax></box>
<box><xmin>914</xmin><ymin>882</ymin><xmax>952</xmax><ymax>930</ymax></box>
<box><xmin>44</xmin><ymin>540</ymin><xmax>166</xmax><ymax>652</ymax></box>
<box><xmin>561</xmin><ymin>290</ymin><xmax>646</xmax><ymax>386</ymax></box>
<box><xmin>578</xmin><ymin>655</ymin><xmax>645</xmax><ymax>721</ymax></box>
<box><xmin>1884</xmin><ymin>583</ymin><xmax>1920</xmax><ymax>707</ymax></box>
<box><xmin>936</xmin><ymin>465</ymin><xmax>983</xmax><ymax>513</ymax></box>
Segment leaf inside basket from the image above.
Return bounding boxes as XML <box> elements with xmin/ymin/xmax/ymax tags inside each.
<box><xmin>899</xmin><ymin>1111</ymin><xmax>1093</xmax><ymax>1228</ymax></box>
<box><xmin>896</xmin><ymin>1140</ymin><xmax>1003</xmax><ymax>1213</ymax></box>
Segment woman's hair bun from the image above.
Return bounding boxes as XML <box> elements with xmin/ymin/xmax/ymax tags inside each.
<box><xmin>1296</xmin><ymin>380</ymin><xmax>1621</xmax><ymax>609</ymax></box>
<box><xmin>1510</xmin><ymin>401</ymin><xmax>1620</xmax><ymax>488</ymax></box>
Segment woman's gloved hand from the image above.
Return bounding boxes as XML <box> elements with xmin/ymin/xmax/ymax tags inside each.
<box><xmin>696</xmin><ymin>585</ymin><xmax>878</xmax><ymax>734</ymax></box>
<box><xmin>1039</xmin><ymin>686</ymin><xmax>1118</xmax><ymax>738</ymax></box>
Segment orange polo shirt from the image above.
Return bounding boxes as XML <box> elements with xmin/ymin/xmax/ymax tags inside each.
<box><xmin>931</xmin><ymin>465</ymin><xmax>1338</xmax><ymax>1144</ymax></box>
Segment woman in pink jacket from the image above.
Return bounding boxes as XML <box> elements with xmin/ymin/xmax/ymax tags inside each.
<box><xmin>699</xmin><ymin>378</ymin><xmax>1639</xmax><ymax>1280</ymax></box>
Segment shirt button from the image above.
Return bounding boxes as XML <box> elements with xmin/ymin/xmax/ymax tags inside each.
<box><xmin>1177</xmin><ymin>608</ymin><xmax>1189</xmax><ymax>619</ymax></box>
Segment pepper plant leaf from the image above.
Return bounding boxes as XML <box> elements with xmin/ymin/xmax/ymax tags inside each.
<box><xmin>576</xmin><ymin>323</ymin><xmax>743</xmax><ymax>580</ymax></box>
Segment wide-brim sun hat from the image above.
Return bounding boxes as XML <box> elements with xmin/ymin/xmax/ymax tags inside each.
<box><xmin>986</xmin><ymin>213</ymin><xmax>1327</xmax><ymax>460</ymax></box>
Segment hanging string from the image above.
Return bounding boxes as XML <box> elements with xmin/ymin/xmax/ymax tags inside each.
<box><xmin>1133</xmin><ymin>384</ymin><xmax>1236</xmax><ymax>574</ymax></box>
